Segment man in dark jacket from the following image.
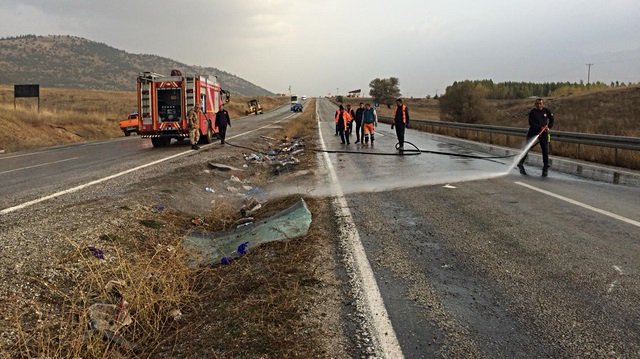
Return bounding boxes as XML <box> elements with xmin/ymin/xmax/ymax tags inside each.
<box><xmin>353</xmin><ymin>103</ymin><xmax>365</xmax><ymax>143</ymax></box>
<box><xmin>215</xmin><ymin>104</ymin><xmax>231</xmax><ymax>145</ymax></box>
<box><xmin>391</xmin><ymin>98</ymin><xmax>410</xmax><ymax>150</ymax></box>
<box><xmin>518</xmin><ymin>98</ymin><xmax>555</xmax><ymax>176</ymax></box>
<box><xmin>346</xmin><ymin>104</ymin><xmax>356</xmax><ymax>141</ymax></box>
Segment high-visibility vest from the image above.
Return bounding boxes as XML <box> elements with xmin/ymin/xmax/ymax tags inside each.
<box><xmin>394</xmin><ymin>105</ymin><xmax>407</xmax><ymax>124</ymax></box>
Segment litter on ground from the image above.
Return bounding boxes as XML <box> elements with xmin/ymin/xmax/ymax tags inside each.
<box><xmin>183</xmin><ymin>198</ymin><xmax>312</xmax><ymax>267</ymax></box>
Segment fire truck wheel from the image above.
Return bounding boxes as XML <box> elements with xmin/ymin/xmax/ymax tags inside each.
<box><xmin>151</xmin><ymin>137</ymin><xmax>170</xmax><ymax>147</ymax></box>
<box><xmin>124</xmin><ymin>131</ymin><xmax>131</xmax><ymax>136</ymax></box>
<box><xmin>201</xmin><ymin>122</ymin><xmax>213</xmax><ymax>144</ymax></box>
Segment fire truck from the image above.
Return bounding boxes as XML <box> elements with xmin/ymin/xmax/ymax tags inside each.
<box><xmin>136</xmin><ymin>71</ymin><xmax>230</xmax><ymax>147</ymax></box>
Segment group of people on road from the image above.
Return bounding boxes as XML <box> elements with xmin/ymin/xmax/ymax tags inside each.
<box><xmin>187</xmin><ymin>102</ymin><xmax>232</xmax><ymax>150</ymax></box>
<box><xmin>335</xmin><ymin>102</ymin><xmax>382</xmax><ymax>145</ymax></box>
<box><xmin>334</xmin><ymin>99</ymin><xmax>410</xmax><ymax>150</ymax></box>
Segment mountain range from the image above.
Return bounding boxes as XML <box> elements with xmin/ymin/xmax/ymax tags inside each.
<box><xmin>0</xmin><ymin>35</ymin><xmax>273</xmax><ymax>96</ymax></box>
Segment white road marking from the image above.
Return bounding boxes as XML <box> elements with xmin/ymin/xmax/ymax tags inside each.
<box><xmin>515</xmin><ymin>181</ymin><xmax>640</xmax><ymax>228</ymax></box>
<box><xmin>613</xmin><ymin>265</ymin><xmax>623</xmax><ymax>275</ymax></box>
<box><xmin>0</xmin><ymin>157</ymin><xmax>80</xmax><ymax>175</ymax></box>
<box><xmin>1</xmin><ymin>113</ymin><xmax>297</xmax><ymax>215</ymax></box>
<box><xmin>316</xmin><ymin>100</ymin><xmax>404</xmax><ymax>359</ymax></box>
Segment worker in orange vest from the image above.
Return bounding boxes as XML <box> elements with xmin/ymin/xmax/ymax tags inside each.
<box><xmin>335</xmin><ymin>105</ymin><xmax>352</xmax><ymax>144</ymax></box>
<box><xmin>391</xmin><ymin>98</ymin><xmax>410</xmax><ymax>150</ymax></box>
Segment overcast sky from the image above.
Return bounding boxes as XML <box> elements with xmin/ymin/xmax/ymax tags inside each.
<box><xmin>1</xmin><ymin>0</ymin><xmax>639</xmax><ymax>97</ymax></box>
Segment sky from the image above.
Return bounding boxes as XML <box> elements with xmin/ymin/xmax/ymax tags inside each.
<box><xmin>1</xmin><ymin>0</ymin><xmax>639</xmax><ymax>97</ymax></box>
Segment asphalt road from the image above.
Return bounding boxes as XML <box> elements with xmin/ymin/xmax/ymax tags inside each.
<box><xmin>315</xmin><ymin>98</ymin><xmax>640</xmax><ymax>358</ymax></box>
<box><xmin>0</xmin><ymin>105</ymin><xmax>295</xmax><ymax>214</ymax></box>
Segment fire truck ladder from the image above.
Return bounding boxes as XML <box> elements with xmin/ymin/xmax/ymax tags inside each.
<box><xmin>139</xmin><ymin>77</ymin><xmax>154</xmax><ymax>126</ymax></box>
<box><xmin>185</xmin><ymin>76</ymin><xmax>197</xmax><ymax>111</ymax></box>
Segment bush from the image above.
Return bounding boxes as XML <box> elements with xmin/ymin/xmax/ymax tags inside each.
<box><xmin>439</xmin><ymin>81</ymin><xmax>494</xmax><ymax>123</ymax></box>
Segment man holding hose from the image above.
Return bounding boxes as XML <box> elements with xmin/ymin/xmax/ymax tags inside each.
<box><xmin>518</xmin><ymin>98</ymin><xmax>555</xmax><ymax>177</ymax></box>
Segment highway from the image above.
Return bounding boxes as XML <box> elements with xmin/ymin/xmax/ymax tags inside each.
<box><xmin>313</xmin><ymin>98</ymin><xmax>640</xmax><ymax>358</ymax></box>
<box><xmin>1</xmin><ymin>98</ymin><xmax>639</xmax><ymax>357</ymax></box>
<box><xmin>0</xmin><ymin>105</ymin><xmax>295</xmax><ymax>214</ymax></box>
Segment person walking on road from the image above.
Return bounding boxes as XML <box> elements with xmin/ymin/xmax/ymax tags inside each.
<box><xmin>353</xmin><ymin>102</ymin><xmax>365</xmax><ymax>143</ymax></box>
<box><xmin>346</xmin><ymin>104</ymin><xmax>356</xmax><ymax>141</ymax></box>
<box><xmin>215</xmin><ymin>103</ymin><xmax>231</xmax><ymax>145</ymax></box>
<box><xmin>391</xmin><ymin>98</ymin><xmax>410</xmax><ymax>151</ymax></box>
<box><xmin>187</xmin><ymin>103</ymin><xmax>201</xmax><ymax>150</ymax></box>
<box><xmin>362</xmin><ymin>103</ymin><xmax>378</xmax><ymax>145</ymax></box>
<box><xmin>518</xmin><ymin>98</ymin><xmax>555</xmax><ymax>177</ymax></box>
<box><xmin>335</xmin><ymin>105</ymin><xmax>352</xmax><ymax>144</ymax></box>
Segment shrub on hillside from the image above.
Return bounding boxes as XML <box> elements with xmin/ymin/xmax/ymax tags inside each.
<box><xmin>439</xmin><ymin>81</ymin><xmax>495</xmax><ymax>123</ymax></box>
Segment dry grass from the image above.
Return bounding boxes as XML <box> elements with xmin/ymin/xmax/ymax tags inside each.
<box><xmin>1</xmin><ymin>99</ymin><xmax>329</xmax><ymax>358</ymax></box>
<box><xmin>0</xmin><ymin>85</ymin><xmax>289</xmax><ymax>153</ymax></box>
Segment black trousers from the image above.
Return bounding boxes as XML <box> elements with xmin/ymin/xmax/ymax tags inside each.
<box><xmin>337</xmin><ymin>122</ymin><xmax>349</xmax><ymax>144</ymax></box>
<box><xmin>218</xmin><ymin>125</ymin><xmax>227</xmax><ymax>143</ymax></box>
<box><xmin>519</xmin><ymin>133</ymin><xmax>550</xmax><ymax>166</ymax></box>
<box><xmin>354</xmin><ymin>121</ymin><xmax>362</xmax><ymax>141</ymax></box>
<box><xmin>395</xmin><ymin>124</ymin><xmax>405</xmax><ymax>147</ymax></box>
<box><xmin>346</xmin><ymin>121</ymin><xmax>353</xmax><ymax>138</ymax></box>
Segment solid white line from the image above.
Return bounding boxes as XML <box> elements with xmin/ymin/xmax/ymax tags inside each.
<box><xmin>515</xmin><ymin>181</ymin><xmax>640</xmax><ymax>228</ymax></box>
<box><xmin>1</xmin><ymin>114</ymin><xmax>296</xmax><ymax>215</ymax></box>
<box><xmin>0</xmin><ymin>157</ymin><xmax>80</xmax><ymax>175</ymax></box>
<box><xmin>316</xmin><ymin>99</ymin><xmax>404</xmax><ymax>359</ymax></box>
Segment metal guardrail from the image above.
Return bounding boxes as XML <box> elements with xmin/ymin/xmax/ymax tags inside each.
<box><xmin>378</xmin><ymin>116</ymin><xmax>640</xmax><ymax>151</ymax></box>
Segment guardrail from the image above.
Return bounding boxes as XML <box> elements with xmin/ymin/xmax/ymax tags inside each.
<box><xmin>378</xmin><ymin>116</ymin><xmax>640</xmax><ymax>166</ymax></box>
<box><xmin>379</xmin><ymin>116</ymin><xmax>640</xmax><ymax>150</ymax></box>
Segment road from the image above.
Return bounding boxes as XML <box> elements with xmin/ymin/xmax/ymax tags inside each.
<box><xmin>314</xmin><ymin>98</ymin><xmax>640</xmax><ymax>358</ymax></box>
<box><xmin>0</xmin><ymin>105</ymin><xmax>295</xmax><ymax>214</ymax></box>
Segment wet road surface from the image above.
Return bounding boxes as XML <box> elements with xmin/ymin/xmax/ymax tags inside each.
<box><xmin>315</xmin><ymin>98</ymin><xmax>640</xmax><ymax>358</ymax></box>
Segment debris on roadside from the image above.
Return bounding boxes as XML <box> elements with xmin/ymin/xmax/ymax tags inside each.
<box><xmin>183</xmin><ymin>198</ymin><xmax>313</xmax><ymax>267</ymax></box>
<box><xmin>242</xmin><ymin>137</ymin><xmax>306</xmax><ymax>174</ymax></box>
<box><xmin>88</xmin><ymin>300</ymin><xmax>139</xmax><ymax>353</ymax></box>
<box><xmin>88</xmin><ymin>245</ymin><xmax>105</xmax><ymax>260</ymax></box>
<box><xmin>208</xmin><ymin>162</ymin><xmax>244</xmax><ymax>172</ymax></box>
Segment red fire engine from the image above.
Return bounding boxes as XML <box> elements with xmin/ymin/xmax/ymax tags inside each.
<box><xmin>136</xmin><ymin>71</ymin><xmax>230</xmax><ymax>147</ymax></box>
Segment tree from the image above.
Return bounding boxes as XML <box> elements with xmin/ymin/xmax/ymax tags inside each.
<box><xmin>439</xmin><ymin>80</ymin><xmax>494</xmax><ymax>123</ymax></box>
<box><xmin>369</xmin><ymin>77</ymin><xmax>401</xmax><ymax>108</ymax></box>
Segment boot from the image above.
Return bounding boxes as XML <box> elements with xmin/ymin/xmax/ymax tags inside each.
<box><xmin>542</xmin><ymin>165</ymin><xmax>549</xmax><ymax>177</ymax></box>
<box><xmin>517</xmin><ymin>164</ymin><xmax>527</xmax><ymax>175</ymax></box>
<box><xmin>364</xmin><ymin>134</ymin><xmax>369</xmax><ymax>144</ymax></box>
<box><xmin>192</xmin><ymin>144</ymin><xmax>199</xmax><ymax>150</ymax></box>
<box><xmin>371</xmin><ymin>134</ymin><xmax>375</xmax><ymax>144</ymax></box>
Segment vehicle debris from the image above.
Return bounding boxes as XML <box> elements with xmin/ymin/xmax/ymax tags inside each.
<box><xmin>183</xmin><ymin>199</ymin><xmax>312</xmax><ymax>267</ymax></box>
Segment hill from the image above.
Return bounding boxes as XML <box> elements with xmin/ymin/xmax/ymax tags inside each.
<box><xmin>0</xmin><ymin>35</ymin><xmax>273</xmax><ymax>96</ymax></box>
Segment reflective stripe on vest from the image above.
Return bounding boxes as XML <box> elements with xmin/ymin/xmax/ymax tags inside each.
<box><xmin>394</xmin><ymin>105</ymin><xmax>407</xmax><ymax>124</ymax></box>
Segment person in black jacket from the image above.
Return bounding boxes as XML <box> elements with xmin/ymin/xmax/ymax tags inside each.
<box><xmin>215</xmin><ymin>104</ymin><xmax>231</xmax><ymax>145</ymax></box>
<box><xmin>346</xmin><ymin>104</ymin><xmax>356</xmax><ymax>141</ymax></box>
<box><xmin>391</xmin><ymin>98</ymin><xmax>410</xmax><ymax>150</ymax></box>
<box><xmin>353</xmin><ymin>103</ymin><xmax>365</xmax><ymax>143</ymax></box>
<box><xmin>518</xmin><ymin>98</ymin><xmax>555</xmax><ymax>176</ymax></box>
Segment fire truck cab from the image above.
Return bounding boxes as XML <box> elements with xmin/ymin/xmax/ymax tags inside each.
<box><xmin>137</xmin><ymin>71</ymin><xmax>229</xmax><ymax>147</ymax></box>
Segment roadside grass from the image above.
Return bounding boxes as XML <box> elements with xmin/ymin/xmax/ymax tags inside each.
<box><xmin>0</xmin><ymin>85</ymin><xmax>289</xmax><ymax>153</ymax></box>
<box><xmin>1</xmin><ymin>99</ymin><xmax>327</xmax><ymax>358</ymax></box>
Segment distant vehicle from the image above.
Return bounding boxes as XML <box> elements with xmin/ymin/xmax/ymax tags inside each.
<box><xmin>301</xmin><ymin>95</ymin><xmax>307</xmax><ymax>100</ymax></box>
<box><xmin>290</xmin><ymin>95</ymin><xmax>298</xmax><ymax>105</ymax></box>
<box><xmin>119</xmin><ymin>111</ymin><xmax>139</xmax><ymax>136</ymax></box>
<box><xmin>245</xmin><ymin>99</ymin><xmax>263</xmax><ymax>115</ymax></box>
<box><xmin>291</xmin><ymin>102</ymin><xmax>303</xmax><ymax>112</ymax></box>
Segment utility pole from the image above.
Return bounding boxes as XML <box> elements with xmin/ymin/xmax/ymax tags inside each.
<box><xmin>586</xmin><ymin>63</ymin><xmax>594</xmax><ymax>85</ymax></box>
<box><xmin>288</xmin><ymin>85</ymin><xmax>291</xmax><ymax>97</ymax></box>
<box><xmin>336</xmin><ymin>88</ymin><xmax>339</xmax><ymax>97</ymax></box>
<box><xmin>435</xmin><ymin>89</ymin><xmax>439</xmax><ymax>97</ymax></box>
